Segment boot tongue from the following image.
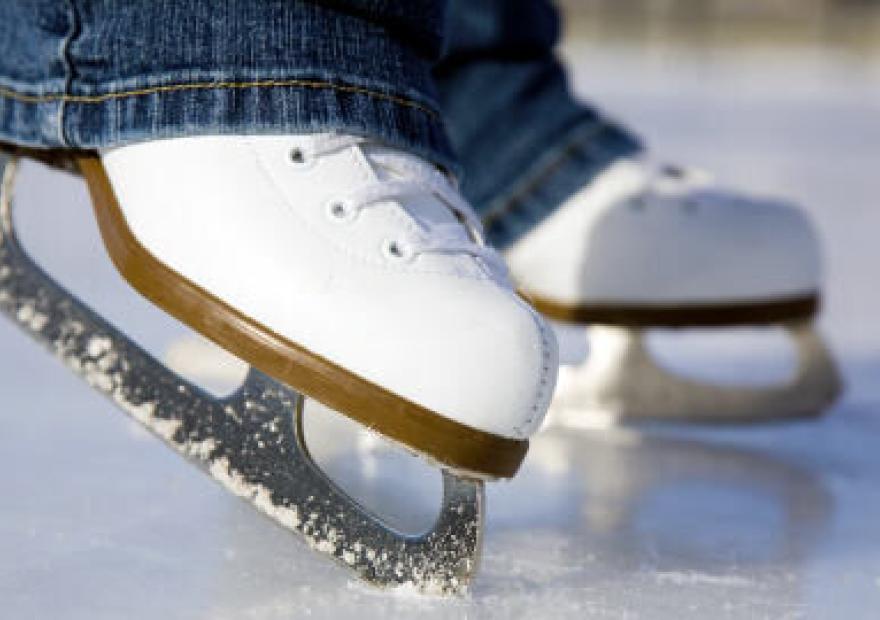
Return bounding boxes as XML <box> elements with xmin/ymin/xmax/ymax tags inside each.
<box><xmin>363</xmin><ymin>145</ymin><xmax>469</xmax><ymax>238</ymax></box>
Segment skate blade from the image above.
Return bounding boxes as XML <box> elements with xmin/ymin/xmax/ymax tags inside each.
<box><xmin>0</xmin><ymin>153</ymin><xmax>484</xmax><ymax>595</ymax></box>
<box><xmin>548</xmin><ymin>323</ymin><xmax>843</xmax><ymax>427</ymax></box>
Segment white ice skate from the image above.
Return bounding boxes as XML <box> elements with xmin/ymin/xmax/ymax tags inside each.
<box><xmin>0</xmin><ymin>135</ymin><xmax>557</xmax><ymax>594</ymax></box>
<box><xmin>505</xmin><ymin>157</ymin><xmax>841</xmax><ymax>426</ymax></box>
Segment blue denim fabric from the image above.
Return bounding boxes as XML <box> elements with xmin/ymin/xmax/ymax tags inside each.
<box><xmin>0</xmin><ymin>0</ymin><xmax>457</xmax><ymax>172</ymax></box>
<box><xmin>0</xmin><ymin>0</ymin><xmax>642</xmax><ymax>249</ymax></box>
<box><xmin>436</xmin><ymin>0</ymin><xmax>643</xmax><ymax>249</ymax></box>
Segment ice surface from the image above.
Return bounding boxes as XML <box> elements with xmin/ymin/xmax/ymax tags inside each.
<box><xmin>1</xmin><ymin>38</ymin><xmax>879</xmax><ymax>619</ymax></box>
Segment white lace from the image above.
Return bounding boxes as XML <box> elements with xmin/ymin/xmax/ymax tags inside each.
<box><xmin>302</xmin><ymin>134</ymin><xmax>507</xmax><ymax>275</ymax></box>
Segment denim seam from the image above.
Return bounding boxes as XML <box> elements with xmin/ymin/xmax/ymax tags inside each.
<box><xmin>0</xmin><ymin>79</ymin><xmax>440</xmax><ymax>119</ymax></box>
<box><xmin>57</xmin><ymin>0</ymin><xmax>81</xmax><ymax>146</ymax></box>
<box><xmin>481</xmin><ymin>122</ymin><xmax>607</xmax><ymax>229</ymax></box>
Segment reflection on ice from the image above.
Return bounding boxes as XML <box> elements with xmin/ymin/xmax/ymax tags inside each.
<box><xmin>525</xmin><ymin>427</ymin><xmax>833</xmax><ymax>569</ymax></box>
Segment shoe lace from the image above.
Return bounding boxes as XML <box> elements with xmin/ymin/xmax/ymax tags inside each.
<box><xmin>303</xmin><ymin>134</ymin><xmax>507</xmax><ymax>275</ymax></box>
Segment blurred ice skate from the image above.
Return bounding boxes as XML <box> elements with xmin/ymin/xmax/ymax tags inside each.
<box><xmin>506</xmin><ymin>158</ymin><xmax>842</xmax><ymax>425</ymax></box>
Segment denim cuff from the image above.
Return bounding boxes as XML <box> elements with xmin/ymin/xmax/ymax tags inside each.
<box><xmin>481</xmin><ymin>118</ymin><xmax>642</xmax><ymax>249</ymax></box>
<box><xmin>0</xmin><ymin>0</ymin><xmax>458</xmax><ymax>173</ymax></box>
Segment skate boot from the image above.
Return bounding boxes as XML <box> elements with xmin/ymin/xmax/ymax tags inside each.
<box><xmin>504</xmin><ymin>157</ymin><xmax>841</xmax><ymax>425</ymax></box>
<box><xmin>0</xmin><ymin>135</ymin><xmax>557</xmax><ymax>594</ymax></box>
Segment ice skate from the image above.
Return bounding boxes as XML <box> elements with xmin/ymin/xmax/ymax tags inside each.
<box><xmin>505</xmin><ymin>157</ymin><xmax>841</xmax><ymax>425</ymax></box>
<box><xmin>0</xmin><ymin>136</ymin><xmax>557</xmax><ymax>594</ymax></box>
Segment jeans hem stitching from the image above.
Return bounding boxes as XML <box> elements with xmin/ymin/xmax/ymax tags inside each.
<box><xmin>0</xmin><ymin>79</ymin><xmax>439</xmax><ymax>119</ymax></box>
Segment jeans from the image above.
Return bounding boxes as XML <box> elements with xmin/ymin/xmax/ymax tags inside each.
<box><xmin>0</xmin><ymin>0</ymin><xmax>641</xmax><ymax>248</ymax></box>
<box><xmin>0</xmin><ymin>1</ymin><xmax>455</xmax><ymax>170</ymax></box>
<box><xmin>437</xmin><ymin>0</ymin><xmax>641</xmax><ymax>248</ymax></box>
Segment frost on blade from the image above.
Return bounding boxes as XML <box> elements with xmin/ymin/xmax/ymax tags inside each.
<box><xmin>16</xmin><ymin>303</ymin><xmax>49</xmax><ymax>332</ymax></box>
<box><xmin>185</xmin><ymin>437</ymin><xmax>218</xmax><ymax>460</ymax></box>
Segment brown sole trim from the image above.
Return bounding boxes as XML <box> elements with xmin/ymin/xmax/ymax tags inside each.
<box><xmin>525</xmin><ymin>292</ymin><xmax>820</xmax><ymax>328</ymax></box>
<box><xmin>73</xmin><ymin>155</ymin><xmax>527</xmax><ymax>480</ymax></box>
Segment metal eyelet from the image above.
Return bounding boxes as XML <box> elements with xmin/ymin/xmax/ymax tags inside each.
<box><xmin>326</xmin><ymin>200</ymin><xmax>356</xmax><ymax>223</ymax></box>
<box><xmin>287</xmin><ymin>146</ymin><xmax>316</xmax><ymax>170</ymax></box>
<box><xmin>661</xmin><ymin>164</ymin><xmax>686</xmax><ymax>180</ymax></box>
<box><xmin>382</xmin><ymin>239</ymin><xmax>413</xmax><ymax>262</ymax></box>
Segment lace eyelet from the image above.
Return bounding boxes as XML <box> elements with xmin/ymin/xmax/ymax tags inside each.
<box><xmin>661</xmin><ymin>164</ymin><xmax>686</xmax><ymax>180</ymax></box>
<box><xmin>287</xmin><ymin>145</ymin><xmax>316</xmax><ymax>170</ymax></box>
<box><xmin>326</xmin><ymin>200</ymin><xmax>356</xmax><ymax>222</ymax></box>
<box><xmin>382</xmin><ymin>239</ymin><xmax>414</xmax><ymax>262</ymax></box>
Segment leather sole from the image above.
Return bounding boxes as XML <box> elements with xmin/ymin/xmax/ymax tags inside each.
<box><xmin>524</xmin><ymin>291</ymin><xmax>819</xmax><ymax>328</ymax></box>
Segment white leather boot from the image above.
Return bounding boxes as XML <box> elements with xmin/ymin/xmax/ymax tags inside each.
<box><xmin>505</xmin><ymin>157</ymin><xmax>840</xmax><ymax>424</ymax></box>
<box><xmin>507</xmin><ymin>158</ymin><xmax>822</xmax><ymax>324</ymax></box>
<box><xmin>78</xmin><ymin>133</ymin><xmax>557</xmax><ymax>479</ymax></box>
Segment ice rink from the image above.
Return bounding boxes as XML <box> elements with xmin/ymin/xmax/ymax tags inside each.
<box><xmin>2</xmin><ymin>17</ymin><xmax>879</xmax><ymax>620</ymax></box>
